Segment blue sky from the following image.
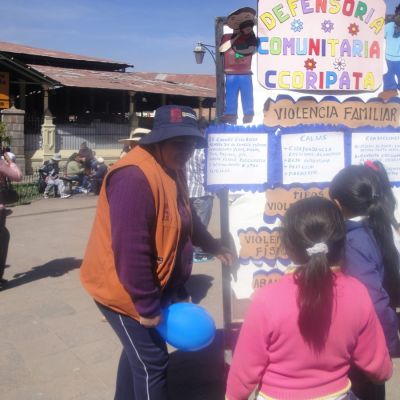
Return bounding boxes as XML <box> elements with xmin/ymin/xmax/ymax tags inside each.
<box><xmin>0</xmin><ymin>0</ymin><xmax>254</xmax><ymax>74</ymax></box>
<box><xmin>1</xmin><ymin>1</ymin><xmax>396</xmax><ymax>75</ymax></box>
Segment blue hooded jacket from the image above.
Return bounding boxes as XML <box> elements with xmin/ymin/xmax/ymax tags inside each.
<box><xmin>345</xmin><ymin>219</ymin><xmax>399</xmax><ymax>356</ymax></box>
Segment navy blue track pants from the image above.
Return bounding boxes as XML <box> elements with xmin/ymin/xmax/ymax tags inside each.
<box><xmin>96</xmin><ymin>302</ymin><xmax>169</xmax><ymax>400</ymax></box>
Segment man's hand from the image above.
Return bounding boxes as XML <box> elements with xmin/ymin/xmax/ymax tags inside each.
<box><xmin>215</xmin><ymin>246</ymin><xmax>236</xmax><ymax>267</ymax></box>
<box><xmin>139</xmin><ymin>314</ymin><xmax>161</xmax><ymax>328</ymax></box>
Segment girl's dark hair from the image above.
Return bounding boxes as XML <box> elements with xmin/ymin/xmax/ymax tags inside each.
<box><xmin>369</xmin><ymin>160</ymin><xmax>399</xmax><ymax>230</ymax></box>
<box><xmin>330</xmin><ymin>165</ymin><xmax>400</xmax><ymax>307</ymax></box>
<box><xmin>281</xmin><ymin>196</ymin><xmax>346</xmax><ymax>352</ymax></box>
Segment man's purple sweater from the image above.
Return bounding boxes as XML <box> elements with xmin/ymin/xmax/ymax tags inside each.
<box><xmin>107</xmin><ymin>166</ymin><xmax>219</xmax><ymax>318</ymax></box>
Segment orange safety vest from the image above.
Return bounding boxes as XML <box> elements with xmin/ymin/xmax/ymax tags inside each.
<box><xmin>80</xmin><ymin>146</ymin><xmax>190</xmax><ymax>320</ymax></box>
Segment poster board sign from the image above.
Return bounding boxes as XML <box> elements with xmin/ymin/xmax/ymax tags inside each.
<box><xmin>215</xmin><ymin>4</ymin><xmax>398</xmax><ymax>328</ymax></box>
<box><xmin>257</xmin><ymin>0</ymin><xmax>386</xmax><ymax>92</ymax></box>
<box><xmin>207</xmin><ymin>125</ymin><xmax>400</xmax><ymax>322</ymax></box>
<box><xmin>0</xmin><ymin>72</ymin><xmax>10</xmax><ymax>109</ymax></box>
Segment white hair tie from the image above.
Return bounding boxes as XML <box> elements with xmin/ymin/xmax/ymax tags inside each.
<box><xmin>306</xmin><ymin>242</ymin><xmax>329</xmax><ymax>256</ymax></box>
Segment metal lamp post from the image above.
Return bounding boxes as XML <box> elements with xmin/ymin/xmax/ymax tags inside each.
<box><xmin>193</xmin><ymin>42</ymin><xmax>216</xmax><ymax>64</ymax></box>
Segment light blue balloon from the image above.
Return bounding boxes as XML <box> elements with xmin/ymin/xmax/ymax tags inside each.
<box><xmin>156</xmin><ymin>303</ymin><xmax>216</xmax><ymax>351</ymax></box>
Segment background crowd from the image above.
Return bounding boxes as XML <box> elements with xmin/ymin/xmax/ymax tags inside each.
<box><xmin>39</xmin><ymin>141</ymin><xmax>108</xmax><ymax>198</ymax></box>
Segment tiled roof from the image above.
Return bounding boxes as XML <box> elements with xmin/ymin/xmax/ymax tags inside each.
<box><xmin>0</xmin><ymin>41</ymin><xmax>130</xmax><ymax>67</ymax></box>
<box><xmin>30</xmin><ymin>65</ymin><xmax>216</xmax><ymax>98</ymax></box>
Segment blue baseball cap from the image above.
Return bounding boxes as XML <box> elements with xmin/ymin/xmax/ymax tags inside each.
<box><xmin>139</xmin><ymin>105</ymin><xmax>207</xmax><ymax>148</ymax></box>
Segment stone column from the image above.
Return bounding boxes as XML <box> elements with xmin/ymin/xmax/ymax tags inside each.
<box><xmin>41</xmin><ymin>85</ymin><xmax>56</xmax><ymax>161</ymax></box>
<box><xmin>1</xmin><ymin>106</ymin><xmax>26</xmax><ymax>175</ymax></box>
<box><xmin>198</xmin><ymin>97</ymin><xmax>205</xmax><ymax>118</ymax></box>
<box><xmin>41</xmin><ymin>114</ymin><xmax>56</xmax><ymax>161</ymax></box>
<box><xmin>128</xmin><ymin>91</ymin><xmax>138</xmax><ymax>134</ymax></box>
<box><xmin>43</xmin><ymin>85</ymin><xmax>50</xmax><ymax>113</ymax></box>
<box><xmin>19</xmin><ymin>79</ymin><xmax>26</xmax><ymax>110</ymax></box>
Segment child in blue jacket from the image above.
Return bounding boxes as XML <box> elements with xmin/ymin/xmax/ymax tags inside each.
<box><xmin>330</xmin><ymin>164</ymin><xmax>400</xmax><ymax>400</ymax></box>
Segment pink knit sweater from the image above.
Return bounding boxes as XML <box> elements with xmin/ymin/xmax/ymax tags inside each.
<box><xmin>226</xmin><ymin>271</ymin><xmax>392</xmax><ymax>400</ymax></box>
<box><xmin>0</xmin><ymin>160</ymin><xmax>22</xmax><ymax>209</ymax></box>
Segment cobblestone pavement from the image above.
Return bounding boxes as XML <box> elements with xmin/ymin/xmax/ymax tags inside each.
<box><xmin>1</xmin><ymin>195</ymin><xmax>398</xmax><ymax>399</ymax></box>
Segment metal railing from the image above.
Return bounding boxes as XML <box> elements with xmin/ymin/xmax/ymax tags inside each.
<box><xmin>8</xmin><ymin>170</ymin><xmax>42</xmax><ymax>206</ymax></box>
<box><xmin>24</xmin><ymin>121</ymin><xmax>130</xmax><ymax>152</ymax></box>
<box><xmin>56</xmin><ymin>122</ymin><xmax>129</xmax><ymax>150</ymax></box>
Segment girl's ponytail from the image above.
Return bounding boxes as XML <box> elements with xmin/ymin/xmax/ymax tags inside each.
<box><xmin>367</xmin><ymin>160</ymin><xmax>399</xmax><ymax>230</ymax></box>
<box><xmin>294</xmin><ymin>248</ymin><xmax>334</xmax><ymax>352</ymax></box>
<box><xmin>281</xmin><ymin>197</ymin><xmax>346</xmax><ymax>352</ymax></box>
<box><xmin>367</xmin><ymin>194</ymin><xmax>400</xmax><ymax>306</ymax></box>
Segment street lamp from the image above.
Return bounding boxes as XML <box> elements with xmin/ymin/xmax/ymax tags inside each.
<box><xmin>193</xmin><ymin>42</ymin><xmax>216</xmax><ymax>64</ymax></box>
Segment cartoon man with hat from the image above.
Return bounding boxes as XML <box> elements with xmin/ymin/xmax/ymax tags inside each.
<box><xmin>219</xmin><ymin>7</ymin><xmax>257</xmax><ymax>125</ymax></box>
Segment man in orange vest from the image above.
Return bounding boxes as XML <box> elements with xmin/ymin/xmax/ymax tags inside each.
<box><xmin>81</xmin><ymin>105</ymin><xmax>234</xmax><ymax>399</ymax></box>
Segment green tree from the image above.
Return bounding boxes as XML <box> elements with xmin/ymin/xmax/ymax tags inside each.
<box><xmin>0</xmin><ymin>120</ymin><xmax>10</xmax><ymax>150</ymax></box>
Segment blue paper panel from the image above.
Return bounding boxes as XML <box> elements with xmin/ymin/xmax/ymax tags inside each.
<box><xmin>348</xmin><ymin>126</ymin><xmax>400</xmax><ymax>185</ymax></box>
<box><xmin>276</xmin><ymin>126</ymin><xmax>347</xmax><ymax>188</ymax></box>
<box><xmin>205</xmin><ymin>124</ymin><xmax>275</xmax><ymax>192</ymax></box>
<box><xmin>205</xmin><ymin>121</ymin><xmax>400</xmax><ymax>191</ymax></box>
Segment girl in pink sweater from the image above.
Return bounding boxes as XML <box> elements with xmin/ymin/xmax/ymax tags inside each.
<box><xmin>226</xmin><ymin>197</ymin><xmax>392</xmax><ymax>400</ymax></box>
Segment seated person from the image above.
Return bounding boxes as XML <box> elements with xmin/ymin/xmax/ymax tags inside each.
<box><xmin>65</xmin><ymin>153</ymin><xmax>85</xmax><ymax>185</ymax></box>
<box><xmin>91</xmin><ymin>157</ymin><xmax>108</xmax><ymax>195</ymax></box>
<box><xmin>77</xmin><ymin>141</ymin><xmax>94</xmax><ymax>171</ymax></box>
<box><xmin>40</xmin><ymin>154</ymin><xmax>71</xmax><ymax>199</ymax></box>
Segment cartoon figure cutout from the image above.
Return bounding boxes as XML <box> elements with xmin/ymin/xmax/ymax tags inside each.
<box><xmin>380</xmin><ymin>3</ymin><xmax>400</xmax><ymax>100</ymax></box>
<box><xmin>219</xmin><ymin>7</ymin><xmax>257</xmax><ymax>125</ymax></box>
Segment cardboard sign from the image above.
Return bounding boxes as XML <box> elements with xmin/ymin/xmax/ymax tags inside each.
<box><xmin>257</xmin><ymin>0</ymin><xmax>386</xmax><ymax>91</ymax></box>
<box><xmin>238</xmin><ymin>227</ymin><xmax>286</xmax><ymax>263</ymax></box>
<box><xmin>264</xmin><ymin>97</ymin><xmax>400</xmax><ymax>128</ymax></box>
<box><xmin>264</xmin><ymin>187</ymin><xmax>330</xmax><ymax>220</ymax></box>
<box><xmin>252</xmin><ymin>269</ymin><xmax>284</xmax><ymax>290</ymax></box>
<box><xmin>0</xmin><ymin>72</ymin><xmax>10</xmax><ymax>109</ymax></box>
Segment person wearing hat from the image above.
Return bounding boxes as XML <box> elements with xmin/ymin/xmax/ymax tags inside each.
<box><xmin>81</xmin><ymin>105</ymin><xmax>234</xmax><ymax>399</ymax></box>
<box><xmin>119</xmin><ymin>127</ymin><xmax>151</xmax><ymax>159</ymax></box>
<box><xmin>77</xmin><ymin>141</ymin><xmax>94</xmax><ymax>168</ymax></box>
<box><xmin>219</xmin><ymin>7</ymin><xmax>257</xmax><ymax>124</ymax></box>
<box><xmin>0</xmin><ymin>151</ymin><xmax>22</xmax><ymax>290</ymax></box>
<box><xmin>40</xmin><ymin>153</ymin><xmax>71</xmax><ymax>199</ymax></box>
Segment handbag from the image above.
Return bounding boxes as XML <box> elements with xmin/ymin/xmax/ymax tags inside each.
<box><xmin>0</xmin><ymin>177</ymin><xmax>19</xmax><ymax>204</ymax></box>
